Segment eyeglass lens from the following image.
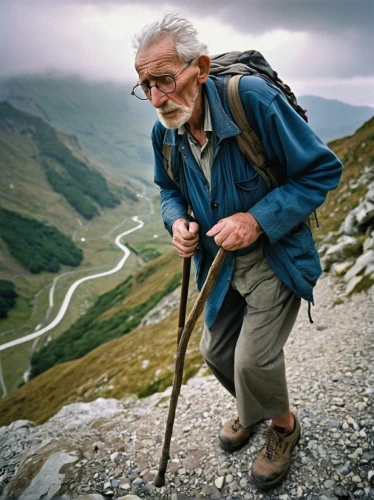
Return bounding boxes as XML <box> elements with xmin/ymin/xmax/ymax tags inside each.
<box><xmin>134</xmin><ymin>75</ymin><xmax>177</xmax><ymax>99</ymax></box>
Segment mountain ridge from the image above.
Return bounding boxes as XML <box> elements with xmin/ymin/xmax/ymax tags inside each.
<box><xmin>0</xmin><ymin>75</ymin><xmax>156</xmax><ymax>182</ymax></box>
<box><xmin>298</xmin><ymin>94</ymin><xmax>374</xmax><ymax>142</ymax></box>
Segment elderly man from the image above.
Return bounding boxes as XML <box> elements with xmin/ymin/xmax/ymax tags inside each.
<box><xmin>132</xmin><ymin>15</ymin><xmax>342</xmax><ymax>489</ymax></box>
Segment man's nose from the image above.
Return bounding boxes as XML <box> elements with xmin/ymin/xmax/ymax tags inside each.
<box><xmin>150</xmin><ymin>86</ymin><xmax>168</xmax><ymax>108</ymax></box>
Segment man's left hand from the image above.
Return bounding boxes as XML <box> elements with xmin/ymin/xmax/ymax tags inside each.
<box><xmin>206</xmin><ymin>213</ymin><xmax>263</xmax><ymax>251</ymax></box>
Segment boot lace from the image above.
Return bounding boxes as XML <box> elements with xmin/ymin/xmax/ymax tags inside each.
<box><xmin>263</xmin><ymin>428</ymin><xmax>283</xmax><ymax>460</ymax></box>
<box><xmin>232</xmin><ymin>418</ymin><xmax>243</xmax><ymax>432</ymax></box>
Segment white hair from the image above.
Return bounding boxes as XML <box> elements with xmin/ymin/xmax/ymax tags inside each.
<box><xmin>133</xmin><ymin>14</ymin><xmax>209</xmax><ymax>63</ymax></box>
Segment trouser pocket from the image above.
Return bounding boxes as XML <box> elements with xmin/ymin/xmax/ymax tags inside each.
<box><xmin>232</xmin><ymin>244</ymin><xmax>292</xmax><ymax>310</ymax></box>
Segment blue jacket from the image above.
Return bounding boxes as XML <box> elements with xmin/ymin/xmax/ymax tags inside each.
<box><xmin>152</xmin><ymin>75</ymin><xmax>343</xmax><ymax>327</ymax></box>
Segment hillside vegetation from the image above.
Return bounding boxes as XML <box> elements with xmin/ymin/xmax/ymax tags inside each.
<box><xmin>0</xmin><ymin>208</ymin><xmax>83</xmax><ymax>274</ymax></box>
<box><xmin>0</xmin><ymin>101</ymin><xmax>120</xmax><ymax>220</ymax></box>
<box><xmin>30</xmin><ymin>254</ymin><xmax>182</xmax><ymax>377</ymax></box>
<box><xmin>0</xmin><ymin>280</ymin><xmax>17</xmax><ymax>318</ymax></box>
<box><xmin>315</xmin><ymin>117</ymin><xmax>374</xmax><ymax>240</ymax></box>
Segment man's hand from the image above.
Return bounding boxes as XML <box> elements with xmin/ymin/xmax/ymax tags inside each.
<box><xmin>206</xmin><ymin>213</ymin><xmax>263</xmax><ymax>251</ymax></box>
<box><xmin>172</xmin><ymin>218</ymin><xmax>200</xmax><ymax>258</ymax></box>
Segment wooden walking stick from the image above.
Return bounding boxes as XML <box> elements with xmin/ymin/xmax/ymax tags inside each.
<box><xmin>177</xmin><ymin>257</ymin><xmax>191</xmax><ymax>345</ymax></box>
<box><xmin>155</xmin><ymin>247</ymin><xmax>229</xmax><ymax>487</ymax></box>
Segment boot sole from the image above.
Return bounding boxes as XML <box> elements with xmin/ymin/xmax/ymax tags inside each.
<box><xmin>218</xmin><ymin>434</ymin><xmax>251</xmax><ymax>452</ymax></box>
<box><xmin>250</xmin><ymin>430</ymin><xmax>301</xmax><ymax>490</ymax></box>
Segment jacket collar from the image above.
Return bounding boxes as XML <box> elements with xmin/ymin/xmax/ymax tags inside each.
<box><xmin>163</xmin><ymin>76</ymin><xmax>240</xmax><ymax>146</ymax></box>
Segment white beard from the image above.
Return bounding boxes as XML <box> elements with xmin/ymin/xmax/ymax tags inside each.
<box><xmin>157</xmin><ymin>89</ymin><xmax>199</xmax><ymax>129</ymax></box>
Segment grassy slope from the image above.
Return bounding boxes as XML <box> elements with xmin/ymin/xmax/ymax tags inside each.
<box><xmin>0</xmin><ymin>251</ymin><xmax>205</xmax><ymax>425</ymax></box>
<box><xmin>0</xmin><ymin>75</ymin><xmax>156</xmax><ymax>183</ymax></box>
<box><xmin>0</xmin><ymin>110</ymin><xmax>169</xmax><ymax>392</ymax></box>
<box><xmin>313</xmin><ymin>117</ymin><xmax>374</xmax><ymax>241</ymax></box>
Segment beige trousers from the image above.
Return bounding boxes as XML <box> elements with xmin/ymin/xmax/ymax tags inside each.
<box><xmin>200</xmin><ymin>244</ymin><xmax>301</xmax><ymax>428</ymax></box>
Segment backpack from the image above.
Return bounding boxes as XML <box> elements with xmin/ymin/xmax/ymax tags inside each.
<box><xmin>162</xmin><ymin>50</ymin><xmax>318</xmax><ymax>226</ymax></box>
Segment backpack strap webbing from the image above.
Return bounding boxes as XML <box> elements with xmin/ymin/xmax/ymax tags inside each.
<box><xmin>227</xmin><ymin>75</ymin><xmax>280</xmax><ymax>191</ymax></box>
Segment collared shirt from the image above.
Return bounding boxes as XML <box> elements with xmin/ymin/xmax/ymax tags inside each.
<box><xmin>178</xmin><ymin>93</ymin><xmax>214</xmax><ymax>186</ymax></box>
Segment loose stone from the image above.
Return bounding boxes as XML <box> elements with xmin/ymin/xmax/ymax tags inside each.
<box><xmin>214</xmin><ymin>476</ymin><xmax>224</xmax><ymax>489</ymax></box>
<box><xmin>131</xmin><ymin>477</ymin><xmax>144</xmax><ymax>486</ymax></box>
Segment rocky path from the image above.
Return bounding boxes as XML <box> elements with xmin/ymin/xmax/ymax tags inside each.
<box><xmin>0</xmin><ymin>275</ymin><xmax>373</xmax><ymax>500</ymax></box>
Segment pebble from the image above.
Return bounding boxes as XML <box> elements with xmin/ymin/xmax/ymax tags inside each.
<box><xmin>131</xmin><ymin>477</ymin><xmax>143</xmax><ymax>486</ymax></box>
<box><xmin>324</xmin><ymin>479</ymin><xmax>334</xmax><ymax>488</ymax></box>
<box><xmin>215</xmin><ymin>476</ymin><xmax>225</xmax><ymax>489</ymax></box>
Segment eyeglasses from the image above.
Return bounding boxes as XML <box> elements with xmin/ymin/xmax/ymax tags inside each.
<box><xmin>132</xmin><ymin>59</ymin><xmax>195</xmax><ymax>100</ymax></box>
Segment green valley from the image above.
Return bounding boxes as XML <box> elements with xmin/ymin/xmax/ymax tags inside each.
<box><xmin>0</xmin><ymin>100</ymin><xmax>171</xmax><ymax>394</ymax></box>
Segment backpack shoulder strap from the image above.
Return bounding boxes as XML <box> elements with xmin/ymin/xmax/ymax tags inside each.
<box><xmin>227</xmin><ymin>75</ymin><xmax>280</xmax><ymax>191</ymax></box>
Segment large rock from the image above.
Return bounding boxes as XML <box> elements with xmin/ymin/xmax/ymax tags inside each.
<box><xmin>331</xmin><ymin>261</ymin><xmax>354</xmax><ymax>277</ymax></box>
<box><xmin>344</xmin><ymin>250</ymin><xmax>374</xmax><ymax>282</ymax></box>
<box><xmin>49</xmin><ymin>398</ymin><xmax>124</xmax><ymax>430</ymax></box>
<box><xmin>355</xmin><ymin>200</ymin><xmax>374</xmax><ymax>228</ymax></box>
<box><xmin>363</xmin><ymin>231</ymin><xmax>374</xmax><ymax>252</ymax></box>
<box><xmin>343</xmin><ymin>183</ymin><xmax>374</xmax><ymax>235</ymax></box>
<box><xmin>322</xmin><ymin>236</ymin><xmax>361</xmax><ymax>271</ymax></box>
<box><xmin>2</xmin><ymin>441</ymin><xmax>79</xmax><ymax>499</ymax></box>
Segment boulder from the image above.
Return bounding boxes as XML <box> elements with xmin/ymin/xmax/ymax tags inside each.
<box><xmin>342</xmin><ymin>210</ymin><xmax>359</xmax><ymax>236</ymax></box>
<box><xmin>363</xmin><ymin>231</ymin><xmax>374</xmax><ymax>252</ymax></box>
<box><xmin>355</xmin><ymin>200</ymin><xmax>374</xmax><ymax>229</ymax></box>
<box><xmin>346</xmin><ymin>276</ymin><xmax>365</xmax><ymax>295</ymax></box>
<box><xmin>331</xmin><ymin>261</ymin><xmax>354</xmax><ymax>277</ymax></box>
<box><xmin>322</xmin><ymin>236</ymin><xmax>361</xmax><ymax>271</ymax></box>
<box><xmin>344</xmin><ymin>250</ymin><xmax>374</xmax><ymax>282</ymax></box>
<box><xmin>3</xmin><ymin>441</ymin><xmax>79</xmax><ymax>499</ymax></box>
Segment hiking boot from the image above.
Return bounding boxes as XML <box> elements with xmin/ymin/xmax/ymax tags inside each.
<box><xmin>219</xmin><ymin>417</ymin><xmax>253</xmax><ymax>452</ymax></box>
<box><xmin>251</xmin><ymin>413</ymin><xmax>301</xmax><ymax>490</ymax></box>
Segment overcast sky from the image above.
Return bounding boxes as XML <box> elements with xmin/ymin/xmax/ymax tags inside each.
<box><xmin>1</xmin><ymin>0</ymin><xmax>373</xmax><ymax>106</ymax></box>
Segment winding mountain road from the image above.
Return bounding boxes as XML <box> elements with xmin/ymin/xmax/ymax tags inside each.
<box><xmin>0</xmin><ymin>215</ymin><xmax>145</xmax><ymax>352</ymax></box>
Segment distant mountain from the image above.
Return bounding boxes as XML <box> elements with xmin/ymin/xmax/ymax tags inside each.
<box><xmin>0</xmin><ymin>75</ymin><xmax>157</xmax><ymax>182</ymax></box>
<box><xmin>298</xmin><ymin>95</ymin><xmax>374</xmax><ymax>142</ymax></box>
<box><xmin>0</xmin><ymin>101</ymin><xmax>121</xmax><ymax>220</ymax></box>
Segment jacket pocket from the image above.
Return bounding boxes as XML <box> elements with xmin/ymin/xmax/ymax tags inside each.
<box><xmin>234</xmin><ymin>171</ymin><xmax>267</xmax><ymax>212</ymax></box>
<box><xmin>235</xmin><ymin>172</ymin><xmax>260</xmax><ymax>191</ymax></box>
<box><xmin>281</xmin><ymin>223</ymin><xmax>322</xmax><ymax>286</ymax></box>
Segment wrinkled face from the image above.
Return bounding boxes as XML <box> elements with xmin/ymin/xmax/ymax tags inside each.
<box><xmin>135</xmin><ymin>37</ymin><xmax>199</xmax><ymax>129</ymax></box>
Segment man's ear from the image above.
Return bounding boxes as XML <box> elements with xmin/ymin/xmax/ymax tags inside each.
<box><xmin>196</xmin><ymin>54</ymin><xmax>211</xmax><ymax>84</ymax></box>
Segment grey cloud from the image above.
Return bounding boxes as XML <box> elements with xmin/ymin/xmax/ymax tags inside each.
<box><xmin>0</xmin><ymin>0</ymin><xmax>373</xmax><ymax>82</ymax></box>
<box><xmin>104</xmin><ymin>0</ymin><xmax>374</xmax><ymax>78</ymax></box>
<box><xmin>8</xmin><ymin>0</ymin><xmax>373</xmax><ymax>34</ymax></box>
